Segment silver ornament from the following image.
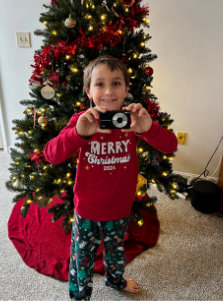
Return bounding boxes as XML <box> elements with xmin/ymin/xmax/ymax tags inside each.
<box><xmin>127</xmin><ymin>93</ymin><xmax>133</xmax><ymax>100</ymax></box>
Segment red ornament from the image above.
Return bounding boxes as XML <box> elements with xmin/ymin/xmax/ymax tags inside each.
<box><xmin>51</xmin><ymin>0</ymin><xmax>58</xmax><ymax>7</ymax></box>
<box><xmin>145</xmin><ymin>67</ymin><xmax>153</xmax><ymax>77</ymax></box>
<box><xmin>121</xmin><ymin>55</ymin><xmax>129</xmax><ymax>65</ymax></box>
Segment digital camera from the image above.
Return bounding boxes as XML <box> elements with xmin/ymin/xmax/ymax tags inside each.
<box><xmin>99</xmin><ymin>110</ymin><xmax>131</xmax><ymax>129</ymax></box>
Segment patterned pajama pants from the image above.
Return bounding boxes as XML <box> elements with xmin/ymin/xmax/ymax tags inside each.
<box><xmin>68</xmin><ymin>212</ymin><xmax>130</xmax><ymax>301</ymax></box>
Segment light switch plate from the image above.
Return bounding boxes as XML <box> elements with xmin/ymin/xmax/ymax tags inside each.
<box><xmin>16</xmin><ymin>32</ymin><xmax>31</xmax><ymax>47</ymax></box>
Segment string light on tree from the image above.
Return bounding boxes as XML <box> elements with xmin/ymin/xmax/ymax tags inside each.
<box><xmin>85</xmin><ymin>14</ymin><xmax>92</xmax><ymax>19</ymax></box>
<box><xmin>138</xmin><ymin>219</ymin><xmax>144</xmax><ymax>226</ymax></box>
<box><xmin>142</xmin><ymin>17</ymin><xmax>150</xmax><ymax>25</ymax></box>
<box><xmin>100</xmin><ymin>14</ymin><xmax>107</xmax><ymax>21</ymax></box>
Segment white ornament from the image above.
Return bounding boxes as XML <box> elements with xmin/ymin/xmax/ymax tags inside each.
<box><xmin>28</xmin><ymin>80</ymin><xmax>41</xmax><ymax>90</ymax></box>
<box><xmin>41</xmin><ymin>84</ymin><xmax>55</xmax><ymax>100</ymax></box>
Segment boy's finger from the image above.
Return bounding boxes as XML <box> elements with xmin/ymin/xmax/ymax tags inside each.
<box><xmin>138</xmin><ymin>108</ymin><xmax>147</xmax><ymax>116</ymax></box>
<box><xmin>132</xmin><ymin>103</ymin><xmax>142</xmax><ymax>112</ymax></box>
<box><xmin>94</xmin><ymin>106</ymin><xmax>107</xmax><ymax>113</ymax></box>
<box><xmin>88</xmin><ymin>107</ymin><xmax>100</xmax><ymax>119</ymax></box>
<box><xmin>121</xmin><ymin>122</ymin><xmax>136</xmax><ymax>132</ymax></box>
<box><xmin>121</xmin><ymin>127</ymin><xmax>134</xmax><ymax>133</ymax></box>
<box><xmin>123</xmin><ymin>103</ymin><xmax>135</xmax><ymax>111</ymax></box>
<box><xmin>97</xmin><ymin>127</ymin><xmax>112</xmax><ymax>134</ymax></box>
<box><xmin>84</xmin><ymin>111</ymin><xmax>95</xmax><ymax>122</ymax></box>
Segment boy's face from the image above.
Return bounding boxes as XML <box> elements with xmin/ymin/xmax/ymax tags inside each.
<box><xmin>85</xmin><ymin>64</ymin><xmax>129</xmax><ymax>111</ymax></box>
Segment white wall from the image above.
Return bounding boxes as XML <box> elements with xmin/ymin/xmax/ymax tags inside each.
<box><xmin>143</xmin><ymin>0</ymin><xmax>223</xmax><ymax>177</ymax></box>
<box><xmin>0</xmin><ymin>0</ymin><xmax>46</xmax><ymax>151</ymax></box>
<box><xmin>0</xmin><ymin>0</ymin><xmax>223</xmax><ymax>178</ymax></box>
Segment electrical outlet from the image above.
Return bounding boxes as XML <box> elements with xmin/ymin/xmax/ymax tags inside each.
<box><xmin>16</xmin><ymin>32</ymin><xmax>31</xmax><ymax>47</ymax></box>
<box><xmin>177</xmin><ymin>132</ymin><xmax>186</xmax><ymax>144</ymax></box>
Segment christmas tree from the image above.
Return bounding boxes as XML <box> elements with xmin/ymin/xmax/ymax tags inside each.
<box><xmin>6</xmin><ymin>0</ymin><xmax>182</xmax><ymax>233</ymax></box>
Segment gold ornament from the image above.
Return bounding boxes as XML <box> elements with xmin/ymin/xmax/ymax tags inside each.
<box><xmin>38</xmin><ymin>115</ymin><xmax>48</xmax><ymax>127</ymax></box>
<box><xmin>65</xmin><ymin>14</ymin><xmax>76</xmax><ymax>28</ymax></box>
<box><xmin>136</xmin><ymin>173</ymin><xmax>147</xmax><ymax>193</ymax></box>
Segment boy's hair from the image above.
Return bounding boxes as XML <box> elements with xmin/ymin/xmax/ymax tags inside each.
<box><xmin>83</xmin><ymin>55</ymin><xmax>130</xmax><ymax>90</ymax></box>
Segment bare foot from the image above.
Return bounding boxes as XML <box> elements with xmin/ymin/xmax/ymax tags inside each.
<box><xmin>123</xmin><ymin>278</ymin><xmax>139</xmax><ymax>294</ymax></box>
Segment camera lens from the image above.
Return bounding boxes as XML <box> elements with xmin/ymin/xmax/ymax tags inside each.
<box><xmin>112</xmin><ymin>113</ymin><xmax>128</xmax><ymax>128</ymax></box>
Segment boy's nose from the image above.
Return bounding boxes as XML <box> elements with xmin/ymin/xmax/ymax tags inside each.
<box><xmin>105</xmin><ymin>86</ymin><xmax>114</xmax><ymax>95</ymax></box>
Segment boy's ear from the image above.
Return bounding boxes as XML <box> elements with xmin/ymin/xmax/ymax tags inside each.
<box><xmin>84</xmin><ymin>87</ymin><xmax>92</xmax><ymax>100</ymax></box>
<box><xmin>125</xmin><ymin>86</ymin><xmax>129</xmax><ymax>98</ymax></box>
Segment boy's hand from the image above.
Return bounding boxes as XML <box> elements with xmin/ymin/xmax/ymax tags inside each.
<box><xmin>122</xmin><ymin>103</ymin><xmax>152</xmax><ymax>134</ymax></box>
<box><xmin>76</xmin><ymin>106</ymin><xmax>111</xmax><ymax>138</ymax></box>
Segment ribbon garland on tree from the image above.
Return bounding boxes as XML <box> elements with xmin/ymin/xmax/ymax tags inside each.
<box><xmin>30</xmin><ymin>2</ymin><xmax>149</xmax><ymax>84</ymax></box>
<box><xmin>30</xmin><ymin>151</ymin><xmax>46</xmax><ymax>168</ymax></box>
<box><xmin>48</xmin><ymin>71</ymin><xmax>60</xmax><ymax>86</ymax></box>
<box><xmin>144</xmin><ymin>98</ymin><xmax>160</xmax><ymax>121</ymax></box>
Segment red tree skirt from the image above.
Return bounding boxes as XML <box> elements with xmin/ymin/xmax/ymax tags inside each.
<box><xmin>8</xmin><ymin>195</ymin><xmax>159</xmax><ymax>281</ymax></box>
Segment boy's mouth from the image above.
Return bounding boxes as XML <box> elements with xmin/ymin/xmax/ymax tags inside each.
<box><xmin>101</xmin><ymin>99</ymin><xmax>117</xmax><ymax>103</ymax></box>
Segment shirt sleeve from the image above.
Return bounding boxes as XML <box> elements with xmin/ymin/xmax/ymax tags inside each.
<box><xmin>135</xmin><ymin>122</ymin><xmax>178</xmax><ymax>154</ymax></box>
<box><xmin>44</xmin><ymin>112</ymin><xmax>92</xmax><ymax>164</ymax></box>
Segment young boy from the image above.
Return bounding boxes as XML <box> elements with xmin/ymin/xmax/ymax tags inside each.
<box><xmin>44</xmin><ymin>55</ymin><xmax>177</xmax><ymax>300</ymax></box>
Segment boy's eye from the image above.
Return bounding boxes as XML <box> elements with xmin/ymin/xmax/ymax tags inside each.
<box><xmin>113</xmin><ymin>82</ymin><xmax>121</xmax><ymax>86</ymax></box>
<box><xmin>96</xmin><ymin>83</ymin><xmax>103</xmax><ymax>87</ymax></box>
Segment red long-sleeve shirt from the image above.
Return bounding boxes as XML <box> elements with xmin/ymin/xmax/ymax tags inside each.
<box><xmin>44</xmin><ymin>111</ymin><xmax>177</xmax><ymax>221</ymax></box>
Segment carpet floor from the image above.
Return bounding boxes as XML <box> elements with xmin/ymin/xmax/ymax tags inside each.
<box><xmin>1</xmin><ymin>151</ymin><xmax>223</xmax><ymax>301</ymax></box>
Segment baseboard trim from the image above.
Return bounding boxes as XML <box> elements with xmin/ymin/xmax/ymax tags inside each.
<box><xmin>173</xmin><ymin>170</ymin><xmax>218</xmax><ymax>184</ymax></box>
